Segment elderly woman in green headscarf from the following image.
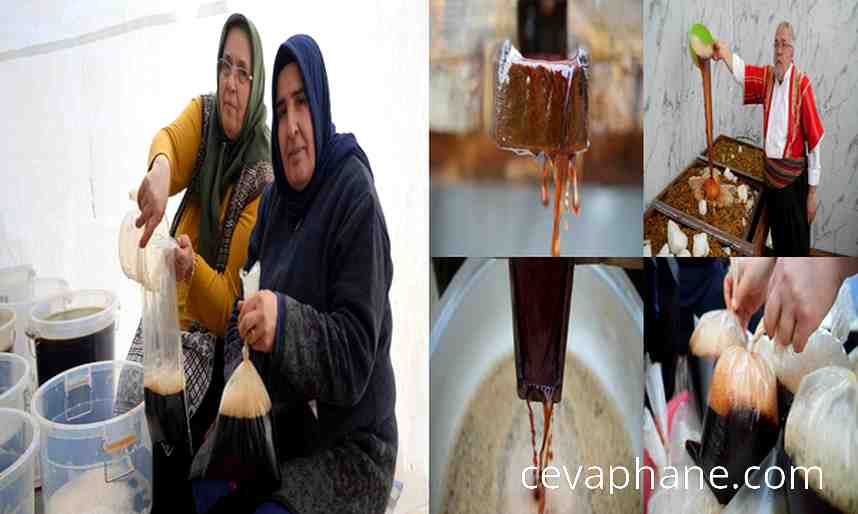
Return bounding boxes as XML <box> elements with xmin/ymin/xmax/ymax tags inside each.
<box><xmin>127</xmin><ymin>11</ymin><xmax>271</xmax><ymax>481</ymax></box>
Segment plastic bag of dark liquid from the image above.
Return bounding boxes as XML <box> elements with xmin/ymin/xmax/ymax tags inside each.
<box><xmin>687</xmin><ymin>344</ymin><xmax>779</xmax><ymax>505</ymax></box>
<box><xmin>190</xmin><ymin>344</ymin><xmax>280</xmax><ymax>489</ymax></box>
<box><xmin>721</xmin><ymin>430</ymin><xmax>789</xmax><ymax>514</ymax></box>
<box><xmin>140</xmin><ymin>237</ymin><xmax>192</xmax><ymax>456</ymax></box>
<box><xmin>688</xmin><ymin>309</ymin><xmax>746</xmax><ymax>421</ymax></box>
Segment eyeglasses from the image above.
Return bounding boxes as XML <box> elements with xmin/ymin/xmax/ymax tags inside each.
<box><xmin>774</xmin><ymin>41</ymin><xmax>793</xmax><ymax>51</ymax></box>
<box><xmin>218</xmin><ymin>58</ymin><xmax>252</xmax><ymax>85</ymax></box>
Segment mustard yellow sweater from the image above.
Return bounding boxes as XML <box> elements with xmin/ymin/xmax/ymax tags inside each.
<box><xmin>148</xmin><ymin>97</ymin><xmax>259</xmax><ymax>337</ymax></box>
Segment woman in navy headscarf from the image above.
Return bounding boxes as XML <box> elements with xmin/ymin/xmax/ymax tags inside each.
<box><xmin>200</xmin><ymin>34</ymin><xmax>397</xmax><ymax>514</ymax></box>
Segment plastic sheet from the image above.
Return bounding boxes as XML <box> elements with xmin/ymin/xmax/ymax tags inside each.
<box><xmin>136</xmin><ymin>236</ymin><xmax>191</xmax><ymax>453</ymax></box>
<box><xmin>821</xmin><ymin>278</ymin><xmax>857</xmax><ymax>343</ymax></box>
<box><xmin>646</xmin><ymin>355</ymin><xmax>668</xmax><ymax>443</ymax></box>
<box><xmin>751</xmin><ymin>325</ymin><xmax>850</xmax><ymax>428</ymax></box>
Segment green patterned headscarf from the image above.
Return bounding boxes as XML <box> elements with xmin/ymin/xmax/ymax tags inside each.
<box><xmin>196</xmin><ymin>13</ymin><xmax>270</xmax><ymax>266</ymax></box>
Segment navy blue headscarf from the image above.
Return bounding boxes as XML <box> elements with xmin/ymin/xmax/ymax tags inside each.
<box><xmin>271</xmin><ymin>34</ymin><xmax>371</xmax><ymax>220</ymax></box>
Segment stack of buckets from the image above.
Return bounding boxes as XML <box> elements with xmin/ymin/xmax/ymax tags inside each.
<box><xmin>0</xmin><ymin>265</ymin><xmax>153</xmax><ymax>513</ymax></box>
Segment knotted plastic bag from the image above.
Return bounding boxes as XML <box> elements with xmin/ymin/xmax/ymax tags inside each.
<box><xmin>687</xmin><ymin>345</ymin><xmax>779</xmax><ymax>505</ymax></box>
<box><xmin>190</xmin><ymin>342</ymin><xmax>280</xmax><ymax>489</ymax></box>
<box><xmin>688</xmin><ymin>309</ymin><xmax>747</xmax><ymax>421</ymax></box>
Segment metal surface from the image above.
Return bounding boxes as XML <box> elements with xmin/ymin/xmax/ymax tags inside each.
<box><xmin>430</xmin><ymin>181</ymin><xmax>643</xmax><ymax>256</ymax></box>
<box><xmin>429</xmin><ymin>258</ymin><xmax>643</xmax><ymax>513</ymax></box>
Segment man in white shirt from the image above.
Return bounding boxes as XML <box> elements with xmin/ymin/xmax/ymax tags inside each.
<box><xmin>713</xmin><ymin>22</ymin><xmax>824</xmax><ymax>256</ymax></box>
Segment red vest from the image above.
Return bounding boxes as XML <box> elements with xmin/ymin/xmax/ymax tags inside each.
<box><xmin>743</xmin><ymin>63</ymin><xmax>824</xmax><ymax>159</ymax></box>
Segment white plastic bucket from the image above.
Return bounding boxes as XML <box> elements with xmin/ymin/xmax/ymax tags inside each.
<box><xmin>28</xmin><ymin>289</ymin><xmax>118</xmax><ymax>387</ymax></box>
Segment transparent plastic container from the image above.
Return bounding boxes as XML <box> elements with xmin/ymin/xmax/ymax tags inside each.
<box><xmin>0</xmin><ymin>352</ymin><xmax>31</xmax><ymax>411</ymax></box>
<box><xmin>0</xmin><ymin>407</ymin><xmax>40</xmax><ymax>514</ymax></box>
<box><xmin>31</xmin><ymin>360</ymin><xmax>152</xmax><ymax>514</ymax></box>
<box><xmin>118</xmin><ymin>208</ymin><xmax>173</xmax><ymax>292</ymax></box>
<box><xmin>0</xmin><ymin>306</ymin><xmax>14</xmax><ymax>352</ymax></box>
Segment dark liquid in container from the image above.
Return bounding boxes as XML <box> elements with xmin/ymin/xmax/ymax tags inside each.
<box><xmin>527</xmin><ymin>400</ymin><xmax>555</xmax><ymax>514</ymax></box>
<box><xmin>36</xmin><ymin>307</ymin><xmax>114</xmax><ymax>386</ymax></box>
<box><xmin>510</xmin><ymin>258</ymin><xmax>572</xmax><ymax>514</ymax></box>
<box><xmin>509</xmin><ymin>258</ymin><xmax>573</xmax><ymax>403</ymax></box>
<box><xmin>687</xmin><ymin>354</ymin><xmax>718</xmax><ymax>421</ymax></box>
<box><xmin>692</xmin><ymin>406</ymin><xmax>779</xmax><ymax>504</ymax></box>
<box><xmin>144</xmin><ymin>386</ymin><xmax>192</xmax><ymax>454</ymax></box>
<box><xmin>698</xmin><ymin>58</ymin><xmax>715</xmax><ymax>166</ymax></box>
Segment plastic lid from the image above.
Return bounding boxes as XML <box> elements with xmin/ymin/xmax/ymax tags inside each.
<box><xmin>0</xmin><ymin>352</ymin><xmax>29</xmax><ymax>406</ymax></box>
<box><xmin>28</xmin><ymin>289</ymin><xmax>118</xmax><ymax>341</ymax></box>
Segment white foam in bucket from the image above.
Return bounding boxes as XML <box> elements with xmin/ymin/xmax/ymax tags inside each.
<box><xmin>31</xmin><ymin>360</ymin><xmax>152</xmax><ymax>514</ymax></box>
<box><xmin>0</xmin><ymin>353</ymin><xmax>31</xmax><ymax>411</ymax></box>
<box><xmin>0</xmin><ymin>407</ymin><xmax>40</xmax><ymax>514</ymax></box>
<box><xmin>0</xmin><ymin>307</ymin><xmax>14</xmax><ymax>353</ymax></box>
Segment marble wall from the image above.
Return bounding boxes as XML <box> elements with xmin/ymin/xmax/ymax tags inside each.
<box><xmin>644</xmin><ymin>0</ymin><xmax>858</xmax><ymax>254</ymax></box>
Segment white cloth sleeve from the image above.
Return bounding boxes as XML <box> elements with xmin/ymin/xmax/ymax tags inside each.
<box><xmin>731</xmin><ymin>53</ymin><xmax>745</xmax><ymax>86</ymax></box>
<box><xmin>808</xmin><ymin>135</ymin><xmax>823</xmax><ymax>186</ymax></box>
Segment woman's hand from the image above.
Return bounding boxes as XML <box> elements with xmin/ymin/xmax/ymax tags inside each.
<box><xmin>174</xmin><ymin>234</ymin><xmax>196</xmax><ymax>282</ymax></box>
<box><xmin>723</xmin><ymin>257</ymin><xmax>776</xmax><ymax>329</ymax></box>
<box><xmin>136</xmin><ymin>154</ymin><xmax>171</xmax><ymax>247</ymax></box>
<box><xmin>238</xmin><ymin>290</ymin><xmax>278</xmax><ymax>353</ymax></box>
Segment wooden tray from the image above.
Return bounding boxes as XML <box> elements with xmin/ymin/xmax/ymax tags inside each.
<box><xmin>699</xmin><ymin>134</ymin><xmax>766</xmax><ymax>185</ymax></box>
<box><xmin>651</xmin><ymin>159</ymin><xmax>765</xmax><ymax>255</ymax></box>
<box><xmin>643</xmin><ymin>206</ymin><xmax>732</xmax><ymax>257</ymax></box>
